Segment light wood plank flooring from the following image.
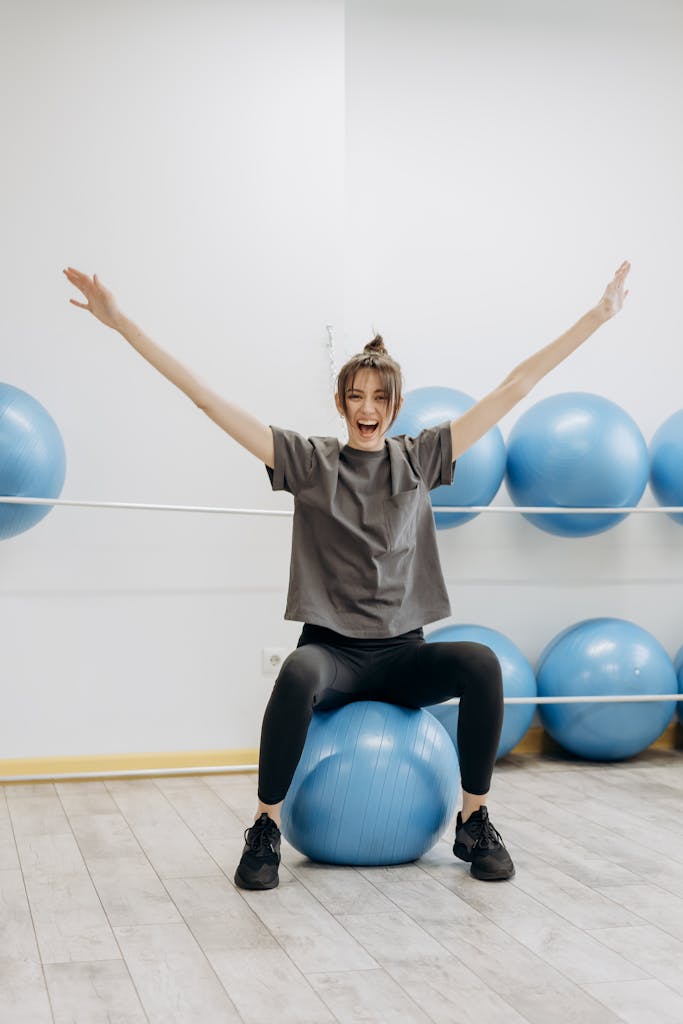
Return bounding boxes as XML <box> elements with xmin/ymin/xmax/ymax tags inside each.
<box><xmin>1</xmin><ymin>749</ymin><xmax>682</xmax><ymax>1023</ymax></box>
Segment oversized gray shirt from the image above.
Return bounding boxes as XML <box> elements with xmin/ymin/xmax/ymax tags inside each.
<box><xmin>266</xmin><ymin>420</ymin><xmax>455</xmax><ymax>638</ymax></box>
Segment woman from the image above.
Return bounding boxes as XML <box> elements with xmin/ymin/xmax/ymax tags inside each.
<box><xmin>64</xmin><ymin>260</ymin><xmax>630</xmax><ymax>890</ymax></box>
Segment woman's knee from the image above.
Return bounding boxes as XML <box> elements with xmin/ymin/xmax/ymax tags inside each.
<box><xmin>440</xmin><ymin>641</ymin><xmax>502</xmax><ymax>697</ymax></box>
<box><xmin>467</xmin><ymin>642</ymin><xmax>503</xmax><ymax>698</ymax></box>
<box><xmin>268</xmin><ymin>644</ymin><xmax>333</xmax><ymax>707</ymax></box>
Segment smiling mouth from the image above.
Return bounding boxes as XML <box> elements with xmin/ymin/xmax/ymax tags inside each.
<box><xmin>358</xmin><ymin>421</ymin><xmax>379</xmax><ymax>437</ymax></box>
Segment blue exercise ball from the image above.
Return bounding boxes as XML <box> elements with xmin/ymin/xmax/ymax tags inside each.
<box><xmin>424</xmin><ymin>624</ymin><xmax>537</xmax><ymax>759</ymax></box>
<box><xmin>536</xmin><ymin>618</ymin><xmax>677</xmax><ymax>760</ymax></box>
<box><xmin>673</xmin><ymin>644</ymin><xmax>683</xmax><ymax>725</ymax></box>
<box><xmin>506</xmin><ymin>392</ymin><xmax>648</xmax><ymax>536</ymax></box>
<box><xmin>0</xmin><ymin>383</ymin><xmax>66</xmax><ymax>540</ymax></box>
<box><xmin>390</xmin><ymin>386</ymin><xmax>505</xmax><ymax>528</ymax></box>
<box><xmin>281</xmin><ymin>701</ymin><xmax>459</xmax><ymax>865</ymax></box>
<box><xmin>649</xmin><ymin>409</ymin><xmax>683</xmax><ymax>524</ymax></box>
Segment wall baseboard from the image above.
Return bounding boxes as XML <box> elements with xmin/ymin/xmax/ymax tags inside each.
<box><xmin>509</xmin><ymin>721</ymin><xmax>682</xmax><ymax>756</ymax></box>
<box><xmin>1</xmin><ymin>722</ymin><xmax>680</xmax><ymax>783</ymax></box>
<box><xmin>0</xmin><ymin>749</ymin><xmax>259</xmax><ymax>783</ymax></box>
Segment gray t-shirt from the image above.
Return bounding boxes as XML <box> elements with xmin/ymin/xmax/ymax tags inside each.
<box><xmin>266</xmin><ymin>420</ymin><xmax>455</xmax><ymax>638</ymax></box>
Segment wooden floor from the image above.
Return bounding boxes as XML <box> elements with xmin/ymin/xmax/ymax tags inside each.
<box><xmin>2</xmin><ymin>750</ymin><xmax>683</xmax><ymax>1023</ymax></box>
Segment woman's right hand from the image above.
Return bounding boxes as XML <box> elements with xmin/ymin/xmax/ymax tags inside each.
<box><xmin>596</xmin><ymin>260</ymin><xmax>631</xmax><ymax>321</ymax></box>
<box><xmin>63</xmin><ymin>267</ymin><xmax>124</xmax><ymax>330</ymax></box>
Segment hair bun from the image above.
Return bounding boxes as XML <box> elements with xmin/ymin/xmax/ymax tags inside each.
<box><xmin>364</xmin><ymin>333</ymin><xmax>386</xmax><ymax>355</ymax></box>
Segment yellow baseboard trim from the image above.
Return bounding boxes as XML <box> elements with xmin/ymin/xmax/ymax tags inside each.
<box><xmin>1</xmin><ymin>722</ymin><xmax>680</xmax><ymax>783</ymax></box>
<box><xmin>509</xmin><ymin>721</ymin><xmax>683</xmax><ymax>756</ymax></box>
<box><xmin>0</xmin><ymin>749</ymin><xmax>259</xmax><ymax>782</ymax></box>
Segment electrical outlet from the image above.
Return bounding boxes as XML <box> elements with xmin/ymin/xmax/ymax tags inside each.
<box><xmin>262</xmin><ymin>647</ymin><xmax>288</xmax><ymax>674</ymax></box>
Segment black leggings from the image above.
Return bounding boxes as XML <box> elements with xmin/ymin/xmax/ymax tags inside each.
<box><xmin>257</xmin><ymin>623</ymin><xmax>504</xmax><ymax>804</ymax></box>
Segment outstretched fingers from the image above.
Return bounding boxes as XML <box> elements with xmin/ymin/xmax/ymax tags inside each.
<box><xmin>63</xmin><ymin>266</ymin><xmax>94</xmax><ymax>308</ymax></box>
<box><xmin>63</xmin><ymin>267</ymin><xmax>100</xmax><ymax>289</ymax></box>
<box><xmin>597</xmin><ymin>260</ymin><xmax>631</xmax><ymax>319</ymax></box>
<box><xmin>64</xmin><ymin>267</ymin><xmax>89</xmax><ymax>282</ymax></box>
<box><xmin>63</xmin><ymin>266</ymin><xmax>120</xmax><ymax>328</ymax></box>
<box><xmin>64</xmin><ymin>268</ymin><xmax>86</xmax><ymax>288</ymax></box>
<box><xmin>613</xmin><ymin>260</ymin><xmax>631</xmax><ymax>303</ymax></box>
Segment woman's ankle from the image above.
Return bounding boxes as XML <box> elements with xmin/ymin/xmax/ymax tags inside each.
<box><xmin>461</xmin><ymin>789</ymin><xmax>490</xmax><ymax>823</ymax></box>
<box><xmin>255</xmin><ymin>800</ymin><xmax>283</xmax><ymax>828</ymax></box>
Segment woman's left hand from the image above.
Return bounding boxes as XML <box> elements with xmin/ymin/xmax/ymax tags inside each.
<box><xmin>598</xmin><ymin>260</ymin><xmax>631</xmax><ymax>319</ymax></box>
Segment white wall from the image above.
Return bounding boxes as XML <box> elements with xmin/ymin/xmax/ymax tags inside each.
<box><xmin>346</xmin><ymin>0</ymin><xmax>683</xmax><ymax>661</ymax></box>
<box><xmin>1</xmin><ymin>0</ymin><xmax>682</xmax><ymax>763</ymax></box>
<box><xmin>1</xmin><ymin>0</ymin><xmax>344</xmax><ymax>760</ymax></box>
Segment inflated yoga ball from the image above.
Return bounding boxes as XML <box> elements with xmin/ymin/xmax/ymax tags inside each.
<box><xmin>536</xmin><ymin>618</ymin><xmax>677</xmax><ymax>761</ymax></box>
<box><xmin>0</xmin><ymin>383</ymin><xmax>66</xmax><ymax>540</ymax></box>
<box><xmin>390</xmin><ymin>386</ymin><xmax>505</xmax><ymax>528</ymax></box>
<box><xmin>649</xmin><ymin>409</ymin><xmax>683</xmax><ymax>525</ymax></box>
<box><xmin>674</xmin><ymin>645</ymin><xmax>683</xmax><ymax>725</ymax></box>
<box><xmin>280</xmin><ymin>701</ymin><xmax>459</xmax><ymax>865</ymax></box>
<box><xmin>506</xmin><ymin>392</ymin><xmax>648</xmax><ymax>536</ymax></box>
<box><xmin>424</xmin><ymin>624</ymin><xmax>537</xmax><ymax>759</ymax></box>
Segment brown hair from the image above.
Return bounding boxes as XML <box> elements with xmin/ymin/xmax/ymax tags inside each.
<box><xmin>335</xmin><ymin>334</ymin><xmax>403</xmax><ymax>426</ymax></box>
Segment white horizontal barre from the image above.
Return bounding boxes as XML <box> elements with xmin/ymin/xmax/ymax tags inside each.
<box><xmin>2</xmin><ymin>495</ymin><xmax>683</xmax><ymax>516</ymax></box>
<box><xmin>0</xmin><ymin>495</ymin><xmax>292</xmax><ymax>517</ymax></box>
<box><xmin>0</xmin><ymin>764</ymin><xmax>259</xmax><ymax>784</ymax></box>
<box><xmin>442</xmin><ymin>694</ymin><xmax>683</xmax><ymax>705</ymax></box>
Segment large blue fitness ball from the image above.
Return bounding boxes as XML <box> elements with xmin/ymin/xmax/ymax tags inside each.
<box><xmin>649</xmin><ymin>409</ymin><xmax>683</xmax><ymax>525</ymax></box>
<box><xmin>424</xmin><ymin>624</ymin><xmax>537</xmax><ymax>759</ymax></box>
<box><xmin>506</xmin><ymin>392</ymin><xmax>648</xmax><ymax>536</ymax></box>
<box><xmin>280</xmin><ymin>701</ymin><xmax>459</xmax><ymax>865</ymax></box>
<box><xmin>390</xmin><ymin>386</ymin><xmax>505</xmax><ymax>528</ymax></box>
<box><xmin>0</xmin><ymin>383</ymin><xmax>66</xmax><ymax>540</ymax></box>
<box><xmin>536</xmin><ymin>618</ymin><xmax>677</xmax><ymax>760</ymax></box>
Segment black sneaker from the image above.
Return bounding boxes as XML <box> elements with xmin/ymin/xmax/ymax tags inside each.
<box><xmin>234</xmin><ymin>813</ymin><xmax>281</xmax><ymax>890</ymax></box>
<box><xmin>453</xmin><ymin>805</ymin><xmax>515</xmax><ymax>881</ymax></box>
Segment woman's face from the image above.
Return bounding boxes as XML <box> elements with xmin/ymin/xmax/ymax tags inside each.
<box><xmin>336</xmin><ymin>367</ymin><xmax>403</xmax><ymax>451</ymax></box>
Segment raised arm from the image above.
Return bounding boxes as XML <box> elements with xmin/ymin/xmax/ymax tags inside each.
<box><xmin>449</xmin><ymin>260</ymin><xmax>631</xmax><ymax>462</ymax></box>
<box><xmin>63</xmin><ymin>267</ymin><xmax>274</xmax><ymax>468</ymax></box>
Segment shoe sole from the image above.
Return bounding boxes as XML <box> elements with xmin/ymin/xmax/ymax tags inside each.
<box><xmin>471</xmin><ymin>864</ymin><xmax>515</xmax><ymax>881</ymax></box>
<box><xmin>234</xmin><ymin>868</ymin><xmax>280</xmax><ymax>891</ymax></box>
